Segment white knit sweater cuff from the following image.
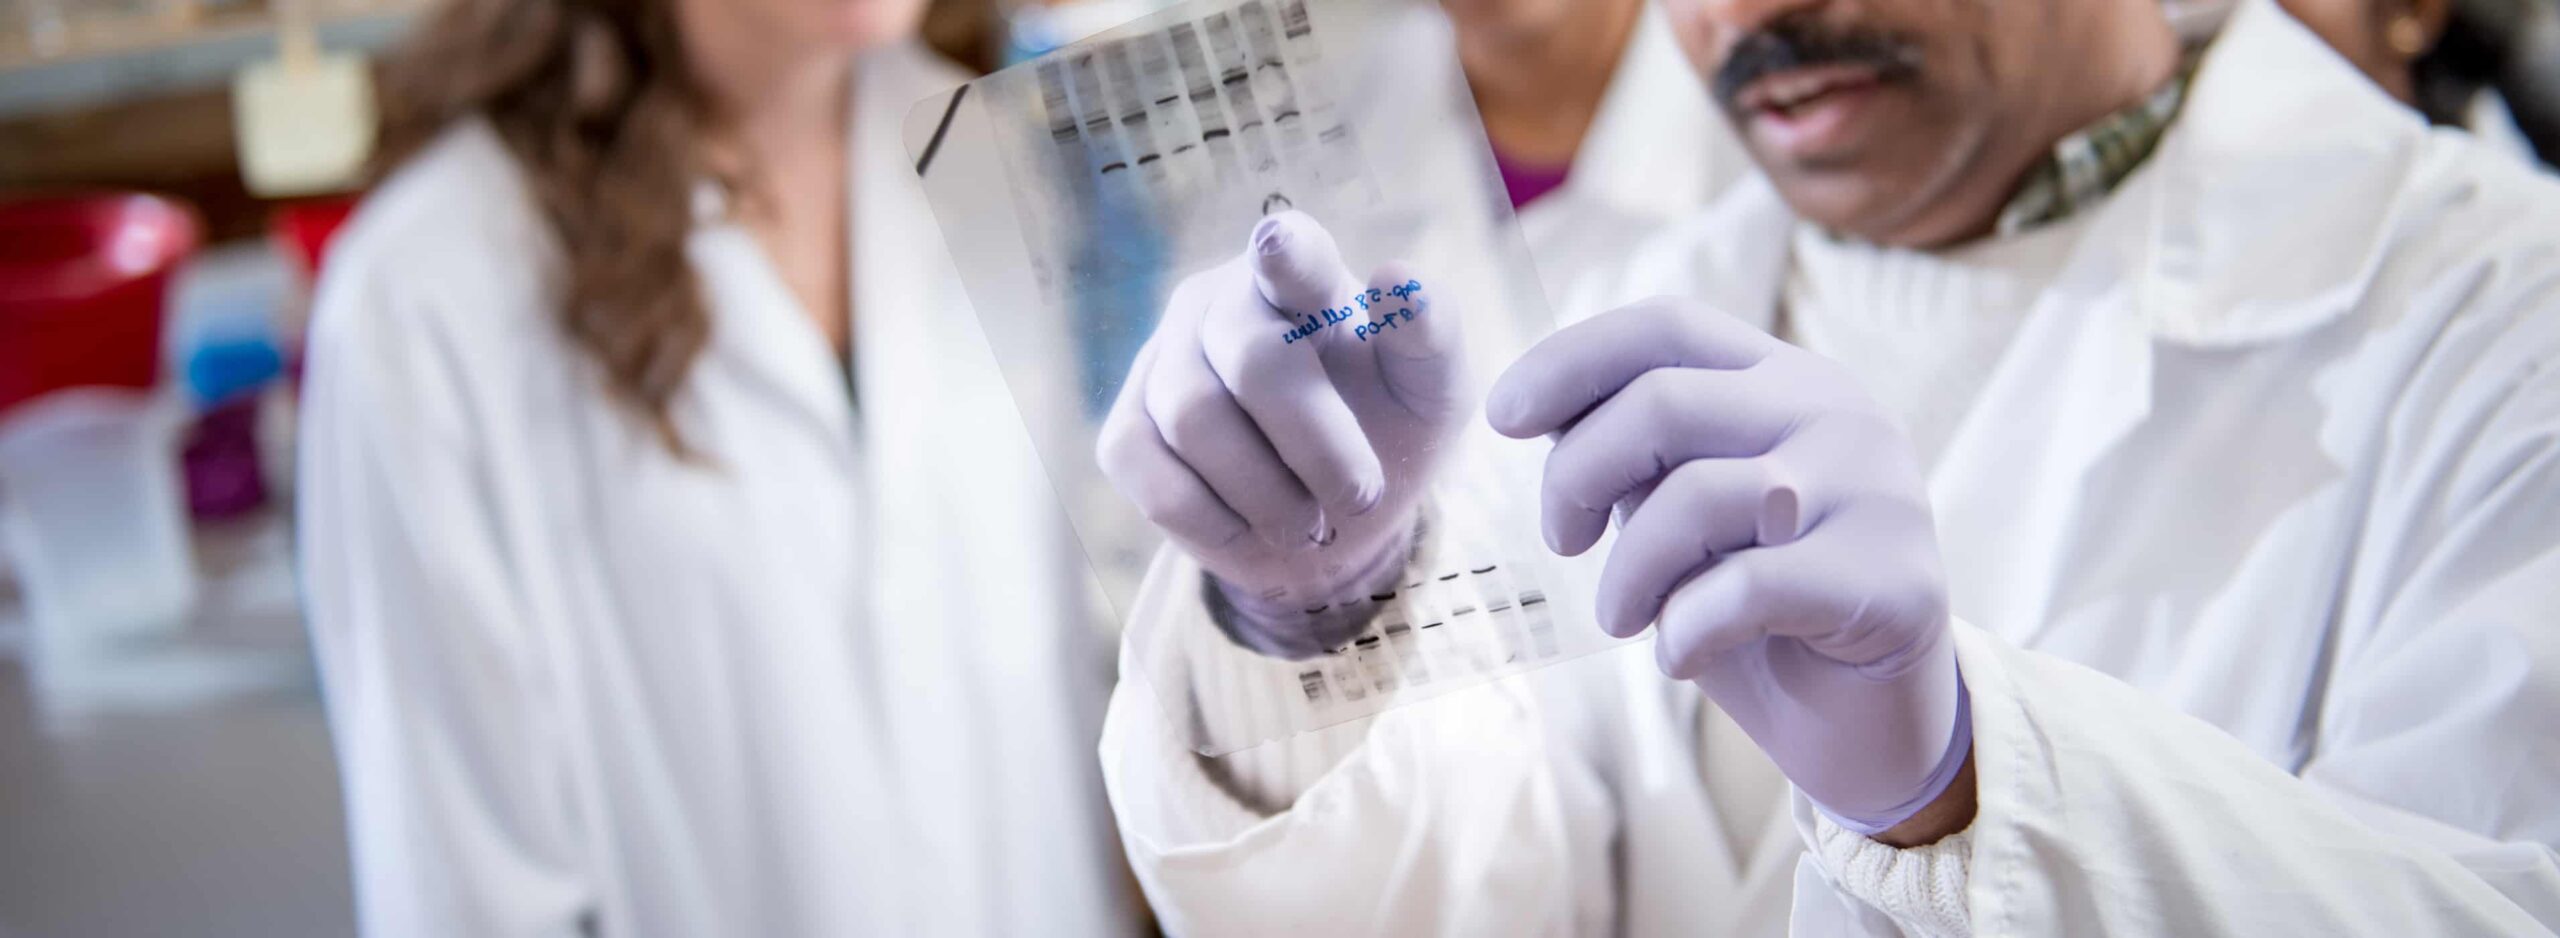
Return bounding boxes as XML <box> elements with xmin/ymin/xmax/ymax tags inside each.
<box><xmin>1812</xmin><ymin>812</ymin><xmax>1975</xmax><ymax>938</ymax></box>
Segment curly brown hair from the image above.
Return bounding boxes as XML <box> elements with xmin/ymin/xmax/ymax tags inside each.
<box><xmin>370</xmin><ymin>0</ymin><xmax>998</xmax><ymax>454</ymax></box>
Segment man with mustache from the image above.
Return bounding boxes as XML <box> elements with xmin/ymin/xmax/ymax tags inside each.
<box><xmin>1094</xmin><ymin>0</ymin><xmax>2560</xmax><ymax>931</ymax></box>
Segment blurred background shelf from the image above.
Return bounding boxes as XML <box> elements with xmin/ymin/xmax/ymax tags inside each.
<box><xmin>0</xmin><ymin>0</ymin><xmax>418</xmax><ymax>119</ymax></box>
<box><xmin>1</xmin><ymin>0</ymin><xmax>414</xmax><ymax>105</ymax></box>
<box><xmin>1</xmin><ymin>1</ymin><xmax>404</xmax><ymax>244</ymax></box>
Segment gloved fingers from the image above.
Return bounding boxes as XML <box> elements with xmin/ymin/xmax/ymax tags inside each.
<box><xmin>1651</xmin><ymin>543</ymin><xmax>1834</xmax><ymax>682</ymax></box>
<box><xmin>1142</xmin><ymin>334</ymin><xmax>1326</xmax><ymax>549</ymax></box>
<box><xmin>1651</xmin><ymin>512</ymin><xmax>1946</xmax><ymax>682</ymax></box>
<box><xmin>1595</xmin><ymin>457</ymin><xmax>1800</xmax><ymax>639</ymax></box>
<box><xmin>1201</xmin><ymin>262</ymin><xmax>1387</xmax><ymax>518</ymax></box>
<box><xmin>1613</xmin><ymin>477</ymin><xmax>1662</xmax><ymax>526</ymax></box>
<box><xmin>1099</xmin><ymin>341</ymin><xmax>1252</xmax><ymax>550</ymax></box>
<box><xmin>1250</xmin><ymin>211</ymin><xmax>1364</xmax><ymax>316</ymax></box>
<box><xmin>1339</xmin><ymin>262</ymin><xmax>1468</xmax><ymax>422</ymax></box>
<box><xmin>1539</xmin><ymin>367</ymin><xmax>1806</xmax><ymax>555</ymax></box>
<box><xmin>1257</xmin><ymin>211</ymin><xmax>1465</xmax><ymax>425</ymax></box>
<box><xmin>1487</xmin><ymin>297</ymin><xmax>1784</xmax><ymax>439</ymax></box>
<box><xmin>1776</xmin><ymin>506</ymin><xmax>1949</xmax><ymax>677</ymax></box>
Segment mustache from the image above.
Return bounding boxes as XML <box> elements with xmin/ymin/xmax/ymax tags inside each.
<box><xmin>1712</xmin><ymin>18</ymin><xmax>1924</xmax><ymax>110</ymax></box>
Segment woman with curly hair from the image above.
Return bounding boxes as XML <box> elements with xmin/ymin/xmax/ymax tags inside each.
<box><xmin>297</xmin><ymin>0</ymin><xmax>1129</xmax><ymax>933</ymax></box>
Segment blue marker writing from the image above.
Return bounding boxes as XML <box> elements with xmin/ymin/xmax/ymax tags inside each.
<box><xmin>1281</xmin><ymin>279</ymin><xmax>1425</xmax><ymax>346</ymax></box>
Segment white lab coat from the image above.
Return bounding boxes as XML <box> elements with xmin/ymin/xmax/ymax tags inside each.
<box><xmin>300</xmin><ymin>44</ymin><xmax>1129</xmax><ymax>937</ymax></box>
<box><xmin>1099</xmin><ymin>2</ymin><xmax>2560</xmax><ymax>934</ymax></box>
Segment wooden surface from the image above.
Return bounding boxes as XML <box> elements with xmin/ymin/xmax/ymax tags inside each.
<box><xmin>0</xmin><ymin>85</ymin><xmax>276</xmax><ymax>241</ymax></box>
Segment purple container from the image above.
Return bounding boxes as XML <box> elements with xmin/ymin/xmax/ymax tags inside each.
<box><xmin>181</xmin><ymin>399</ymin><xmax>266</xmax><ymax>520</ymax></box>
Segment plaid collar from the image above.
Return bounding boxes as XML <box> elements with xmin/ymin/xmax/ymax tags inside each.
<box><xmin>1995</xmin><ymin>51</ymin><xmax>2204</xmax><ymax>236</ymax></box>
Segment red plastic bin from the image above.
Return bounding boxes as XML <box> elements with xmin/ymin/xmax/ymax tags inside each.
<box><xmin>0</xmin><ymin>193</ymin><xmax>202</xmax><ymax>421</ymax></box>
<box><xmin>271</xmin><ymin>196</ymin><xmax>359</xmax><ymax>280</ymax></box>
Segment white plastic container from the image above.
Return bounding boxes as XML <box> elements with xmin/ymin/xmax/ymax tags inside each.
<box><xmin>0</xmin><ymin>389</ymin><xmax>197</xmax><ymax>660</ymax></box>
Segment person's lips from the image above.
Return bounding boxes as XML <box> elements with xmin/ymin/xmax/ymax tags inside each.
<box><xmin>1736</xmin><ymin>62</ymin><xmax>1883</xmax><ymax>115</ymax></box>
<box><xmin>1735</xmin><ymin>63</ymin><xmax>1893</xmax><ymax>160</ymax></box>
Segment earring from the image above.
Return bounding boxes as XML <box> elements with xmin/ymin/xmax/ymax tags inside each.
<box><xmin>2386</xmin><ymin>11</ymin><xmax>2430</xmax><ymax>57</ymax></box>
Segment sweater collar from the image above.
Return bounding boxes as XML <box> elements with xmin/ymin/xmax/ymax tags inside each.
<box><xmin>1995</xmin><ymin>48</ymin><xmax>2202</xmax><ymax>236</ymax></box>
<box><xmin>2124</xmin><ymin>0</ymin><xmax>2427</xmax><ymax>344</ymax></box>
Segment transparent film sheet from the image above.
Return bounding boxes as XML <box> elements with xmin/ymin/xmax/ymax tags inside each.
<box><xmin>905</xmin><ymin>0</ymin><xmax>1635</xmax><ymax>755</ymax></box>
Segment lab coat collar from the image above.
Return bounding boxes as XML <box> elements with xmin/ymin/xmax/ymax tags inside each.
<box><xmin>684</xmin><ymin>43</ymin><xmax>963</xmax><ymax>469</ymax></box>
<box><xmin>1560</xmin><ymin>4</ymin><xmax>1734</xmax><ymax>221</ymax></box>
<box><xmin>1919</xmin><ymin>0</ymin><xmax>2424</xmax><ymax>639</ymax></box>
<box><xmin>848</xmin><ymin>42</ymin><xmax>973</xmax><ymax>428</ymax></box>
<box><xmin>689</xmin><ymin>213</ymin><xmax>862</xmax><ymax>470</ymax></box>
<box><xmin>846</xmin><ymin>40</ymin><xmax>944</xmax><ymax>383</ymax></box>
<box><xmin>2126</xmin><ymin>0</ymin><xmax>2426</xmax><ymax>345</ymax></box>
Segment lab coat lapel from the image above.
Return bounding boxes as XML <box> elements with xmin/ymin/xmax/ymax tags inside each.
<box><xmin>1927</xmin><ymin>0</ymin><xmax>2418</xmax><ymax>641</ymax></box>
<box><xmin>2136</xmin><ymin>0</ymin><xmax>2418</xmax><ymax>346</ymax></box>
<box><xmin>848</xmin><ymin>45</ymin><xmax>975</xmax><ymax>543</ymax></box>
<box><xmin>691</xmin><ymin>188</ymin><xmax>864</xmax><ymax>470</ymax></box>
<box><xmin>849</xmin><ymin>50</ymin><xmax>941</xmax><ymax>465</ymax></box>
<box><xmin>839</xmin><ymin>46</ymin><xmax>995</xmax><ymax>932</ymax></box>
<box><xmin>845</xmin><ymin>51</ymin><xmax>947</xmax><ymax>638</ymax></box>
<box><xmin>1927</xmin><ymin>215</ymin><xmax>2156</xmax><ymax>645</ymax></box>
<box><xmin>844</xmin><ymin>49</ymin><xmax>1124</xmax><ymax>934</ymax></box>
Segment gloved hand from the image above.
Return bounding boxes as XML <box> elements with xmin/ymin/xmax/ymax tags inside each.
<box><xmin>1098</xmin><ymin>211</ymin><xmax>1467</xmax><ymax>659</ymax></box>
<box><xmin>1488</xmin><ymin>298</ymin><xmax>1969</xmax><ymax>836</ymax></box>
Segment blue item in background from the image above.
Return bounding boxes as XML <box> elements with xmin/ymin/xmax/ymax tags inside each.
<box><xmin>1073</xmin><ymin>192</ymin><xmax>1166</xmax><ymax>421</ymax></box>
<box><xmin>165</xmin><ymin>243</ymin><xmax>293</xmax><ymax>520</ymax></box>
<box><xmin>184</xmin><ymin>337</ymin><xmax>285</xmax><ymax>409</ymax></box>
